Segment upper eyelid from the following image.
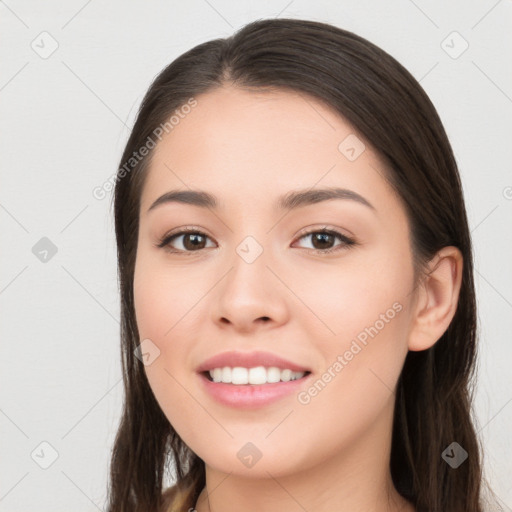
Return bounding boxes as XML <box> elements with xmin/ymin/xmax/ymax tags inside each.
<box><xmin>295</xmin><ymin>225</ymin><xmax>352</xmax><ymax>239</ymax></box>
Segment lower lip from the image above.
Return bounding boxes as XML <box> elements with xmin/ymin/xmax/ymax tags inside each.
<box><xmin>198</xmin><ymin>372</ymin><xmax>311</xmax><ymax>409</ymax></box>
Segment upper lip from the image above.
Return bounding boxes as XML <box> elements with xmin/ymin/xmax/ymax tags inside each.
<box><xmin>196</xmin><ymin>350</ymin><xmax>311</xmax><ymax>373</ymax></box>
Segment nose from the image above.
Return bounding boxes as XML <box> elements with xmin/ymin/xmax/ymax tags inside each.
<box><xmin>211</xmin><ymin>247</ymin><xmax>289</xmax><ymax>334</ymax></box>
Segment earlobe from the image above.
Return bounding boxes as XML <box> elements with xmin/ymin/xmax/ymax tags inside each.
<box><xmin>408</xmin><ymin>246</ymin><xmax>463</xmax><ymax>352</ymax></box>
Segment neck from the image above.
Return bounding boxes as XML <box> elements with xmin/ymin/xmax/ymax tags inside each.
<box><xmin>194</xmin><ymin>401</ymin><xmax>414</xmax><ymax>512</ymax></box>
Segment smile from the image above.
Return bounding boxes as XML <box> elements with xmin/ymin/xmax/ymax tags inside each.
<box><xmin>206</xmin><ymin>366</ymin><xmax>308</xmax><ymax>385</ymax></box>
<box><xmin>198</xmin><ymin>368</ymin><xmax>312</xmax><ymax>409</ymax></box>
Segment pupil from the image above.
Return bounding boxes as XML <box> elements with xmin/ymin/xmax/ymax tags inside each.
<box><xmin>314</xmin><ymin>233</ymin><xmax>332</xmax><ymax>249</ymax></box>
<box><xmin>184</xmin><ymin>233</ymin><xmax>205</xmax><ymax>250</ymax></box>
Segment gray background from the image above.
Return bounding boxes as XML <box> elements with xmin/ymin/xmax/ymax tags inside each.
<box><xmin>1</xmin><ymin>1</ymin><xmax>511</xmax><ymax>511</ymax></box>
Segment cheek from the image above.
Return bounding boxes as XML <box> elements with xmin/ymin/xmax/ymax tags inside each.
<box><xmin>291</xmin><ymin>246</ymin><xmax>410</xmax><ymax>340</ymax></box>
<box><xmin>290</xmin><ymin>249</ymin><xmax>410</xmax><ymax>419</ymax></box>
<box><xmin>133</xmin><ymin>253</ymin><xmax>208</xmax><ymax>442</ymax></box>
<box><xmin>290</xmin><ymin>303</ymin><xmax>409</xmax><ymax>468</ymax></box>
<box><xmin>133</xmin><ymin>250</ymin><xmax>204</xmax><ymax>341</ymax></box>
<box><xmin>133</xmin><ymin>265</ymin><xmax>189</xmax><ymax>383</ymax></box>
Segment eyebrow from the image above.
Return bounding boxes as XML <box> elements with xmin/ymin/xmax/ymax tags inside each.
<box><xmin>146</xmin><ymin>187</ymin><xmax>375</xmax><ymax>213</ymax></box>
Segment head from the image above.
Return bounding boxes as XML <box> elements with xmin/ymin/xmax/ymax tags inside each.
<box><xmin>107</xmin><ymin>18</ymin><xmax>483</xmax><ymax>512</ymax></box>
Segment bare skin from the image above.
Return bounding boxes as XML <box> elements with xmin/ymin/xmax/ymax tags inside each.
<box><xmin>134</xmin><ymin>85</ymin><xmax>462</xmax><ymax>512</ymax></box>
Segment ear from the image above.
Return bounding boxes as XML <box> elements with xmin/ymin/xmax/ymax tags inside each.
<box><xmin>408</xmin><ymin>246</ymin><xmax>463</xmax><ymax>352</ymax></box>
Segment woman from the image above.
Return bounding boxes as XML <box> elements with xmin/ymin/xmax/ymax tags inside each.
<box><xmin>107</xmin><ymin>18</ymin><xmax>490</xmax><ymax>512</ymax></box>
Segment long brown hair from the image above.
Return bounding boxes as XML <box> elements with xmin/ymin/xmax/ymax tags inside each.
<box><xmin>108</xmin><ymin>18</ymin><xmax>490</xmax><ymax>512</ymax></box>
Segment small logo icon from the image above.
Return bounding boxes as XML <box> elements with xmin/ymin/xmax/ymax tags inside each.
<box><xmin>134</xmin><ymin>338</ymin><xmax>161</xmax><ymax>366</ymax></box>
<box><xmin>32</xmin><ymin>237</ymin><xmax>58</xmax><ymax>263</ymax></box>
<box><xmin>338</xmin><ymin>134</ymin><xmax>365</xmax><ymax>161</ymax></box>
<box><xmin>236</xmin><ymin>236</ymin><xmax>263</xmax><ymax>264</ymax></box>
<box><xmin>441</xmin><ymin>31</ymin><xmax>469</xmax><ymax>60</ymax></box>
<box><xmin>31</xmin><ymin>31</ymin><xmax>59</xmax><ymax>59</ymax></box>
<box><xmin>441</xmin><ymin>441</ymin><xmax>468</xmax><ymax>468</ymax></box>
<box><xmin>31</xmin><ymin>441</ymin><xmax>59</xmax><ymax>469</ymax></box>
<box><xmin>237</xmin><ymin>442</ymin><xmax>263</xmax><ymax>468</ymax></box>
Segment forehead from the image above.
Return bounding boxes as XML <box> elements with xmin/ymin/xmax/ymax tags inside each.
<box><xmin>139</xmin><ymin>86</ymin><xmax>397</xmax><ymax>216</ymax></box>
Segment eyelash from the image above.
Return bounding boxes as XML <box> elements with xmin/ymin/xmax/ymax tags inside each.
<box><xmin>156</xmin><ymin>226</ymin><xmax>357</xmax><ymax>256</ymax></box>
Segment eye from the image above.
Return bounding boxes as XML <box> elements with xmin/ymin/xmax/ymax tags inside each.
<box><xmin>293</xmin><ymin>227</ymin><xmax>356</xmax><ymax>254</ymax></box>
<box><xmin>156</xmin><ymin>227</ymin><xmax>215</xmax><ymax>254</ymax></box>
<box><xmin>156</xmin><ymin>226</ymin><xmax>356</xmax><ymax>255</ymax></box>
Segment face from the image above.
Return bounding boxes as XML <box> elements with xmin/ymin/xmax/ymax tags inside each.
<box><xmin>133</xmin><ymin>85</ymin><xmax>417</xmax><ymax>479</ymax></box>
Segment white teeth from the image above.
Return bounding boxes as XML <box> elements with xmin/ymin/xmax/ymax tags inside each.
<box><xmin>280</xmin><ymin>369</ymin><xmax>292</xmax><ymax>382</ymax></box>
<box><xmin>221</xmin><ymin>367</ymin><xmax>231</xmax><ymax>382</ymax></box>
<box><xmin>248</xmin><ymin>366</ymin><xmax>266</xmax><ymax>385</ymax></box>
<box><xmin>266</xmin><ymin>367</ymin><xmax>281</xmax><ymax>383</ymax></box>
<box><xmin>208</xmin><ymin>366</ymin><xmax>307</xmax><ymax>384</ymax></box>
<box><xmin>232</xmin><ymin>367</ymin><xmax>248</xmax><ymax>384</ymax></box>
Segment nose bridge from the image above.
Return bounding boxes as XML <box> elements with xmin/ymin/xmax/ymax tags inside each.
<box><xmin>225</xmin><ymin>207</ymin><xmax>274</xmax><ymax>273</ymax></box>
<box><xmin>212</xmin><ymin>227</ymin><xmax>288</xmax><ymax>329</ymax></box>
<box><xmin>227</xmin><ymin>231</ymin><xmax>272</xmax><ymax>297</ymax></box>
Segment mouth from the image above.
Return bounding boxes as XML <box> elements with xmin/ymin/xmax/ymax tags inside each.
<box><xmin>198</xmin><ymin>368</ymin><xmax>313</xmax><ymax>408</ymax></box>
<box><xmin>195</xmin><ymin>351</ymin><xmax>313</xmax><ymax>407</ymax></box>
<box><xmin>200</xmin><ymin>368</ymin><xmax>312</xmax><ymax>385</ymax></box>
